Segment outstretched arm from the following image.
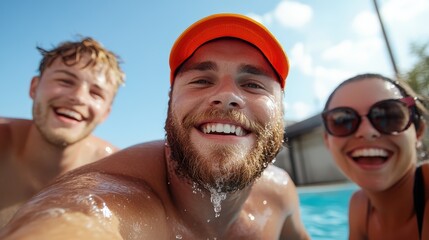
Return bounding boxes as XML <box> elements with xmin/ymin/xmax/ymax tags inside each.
<box><xmin>0</xmin><ymin>170</ymin><xmax>166</xmax><ymax>240</ymax></box>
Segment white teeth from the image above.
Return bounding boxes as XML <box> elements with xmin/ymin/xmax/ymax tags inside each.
<box><xmin>56</xmin><ymin>108</ymin><xmax>83</xmax><ymax>121</ymax></box>
<box><xmin>224</xmin><ymin>124</ymin><xmax>231</xmax><ymax>133</ymax></box>
<box><xmin>216</xmin><ymin>124</ymin><xmax>222</xmax><ymax>133</ymax></box>
<box><xmin>351</xmin><ymin>148</ymin><xmax>388</xmax><ymax>158</ymax></box>
<box><xmin>236</xmin><ymin>127</ymin><xmax>243</xmax><ymax>136</ymax></box>
<box><xmin>202</xmin><ymin>123</ymin><xmax>246</xmax><ymax>136</ymax></box>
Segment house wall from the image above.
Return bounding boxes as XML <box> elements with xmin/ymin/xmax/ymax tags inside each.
<box><xmin>274</xmin><ymin>126</ymin><xmax>348</xmax><ymax>186</ymax></box>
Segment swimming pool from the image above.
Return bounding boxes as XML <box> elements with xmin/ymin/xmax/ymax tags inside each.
<box><xmin>298</xmin><ymin>182</ymin><xmax>358</xmax><ymax>240</ymax></box>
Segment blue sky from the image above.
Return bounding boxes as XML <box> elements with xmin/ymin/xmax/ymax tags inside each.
<box><xmin>1</xmin><ymin>0</ymin><xmax>428</xmax><ymax>149</ymax></box>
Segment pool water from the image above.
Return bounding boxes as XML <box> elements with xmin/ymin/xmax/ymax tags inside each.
<box><xmin>298</xmin><ymin>183</ymin><xmax>358</xmax><ymax>240</ymax></box>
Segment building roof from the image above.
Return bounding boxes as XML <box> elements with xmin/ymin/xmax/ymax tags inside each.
<box><xmin>284</xmin><ymin>113</ymin><xmax>323</xmax><ymax>139</ymax></box>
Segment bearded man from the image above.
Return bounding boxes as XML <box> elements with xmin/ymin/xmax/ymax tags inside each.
<box><xmin>0</xmin><ymin>13</ymin><xmax>309</xmax><ymax>240</ymax></box>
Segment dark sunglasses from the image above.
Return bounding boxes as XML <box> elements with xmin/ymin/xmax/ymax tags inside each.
<box><xmin>322</xmin><ymin>97</ymin><xmax>417</xmax><ymax>137</ymax></box>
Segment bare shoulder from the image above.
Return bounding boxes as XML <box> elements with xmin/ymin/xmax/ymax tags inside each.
<box><xmin>0</xmin><ymin>118</ymin><xmax>31</xmax><ymax>158</ymax></box>
<box><xmin>253</xmin><ymin>165</ymin><xmax>297</xmax><ymax>207</ymax></box>
<box><xmin>80</xmin><ymin>140</ymin><xmax>168</xmax><ymax>191</ymax></box>
<box><xmin>0</xmin><ymin>117</ymin><xmax>17</xmax><ymax>124</ymax></box>
<box><xmin>252</xmin><ymin>165</ymin><xmax>310</xmax><ymax>239</ymax></box>
<box><xmin>348</xmin><ymin>189</ymin><xmax>367</xmax><ymax>238</ymax></box>
<box><xmin>257</xmin><ymin>165</ymin><xmax>295</xmax><ymax>192</ymax></box>
<box><xmin>85</xmin><ymin>135</ymin><xmax>120</xmax><ymax>160</ymax></box>
<box><xmin>0</xmin><ymin>117</ymin><xmax>31</xmax><ymax>125</ymax></box>
<box><xmin>349</xmin><ymin>189</ymin><xmax>367</xmax><ymax>212</ymax></box>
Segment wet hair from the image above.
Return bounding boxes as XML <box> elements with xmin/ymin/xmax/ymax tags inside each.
<box><xmin>323</xmin><ymin>73</ymin><xmax>428</xmax><ymax>131</ymax></box>
<box><xmin>36</xmin><ymin>37</ymin><xmax>125</xmax><ymax>91</ymax></box>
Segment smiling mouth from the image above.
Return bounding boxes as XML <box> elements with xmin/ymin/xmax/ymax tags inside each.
<box><xmin>200</xmin><ymin>123</ymin><xmax>248</xmax><ymax>136</ymax></box>
<box><xmin>55</xmin><ymin>108</ymin><xmax>83</xmax><ymax>122</ymax></box>
<box><xmin>349</xmin><ymin>148</ymin><xmax>390</xmax><ymax>165</ymax></box>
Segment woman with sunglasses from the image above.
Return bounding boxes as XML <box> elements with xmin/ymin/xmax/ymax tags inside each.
<box><xmin>322</xmin><ymin>73</ymin><xmax>428</xmax><ymax>239</ymax></box>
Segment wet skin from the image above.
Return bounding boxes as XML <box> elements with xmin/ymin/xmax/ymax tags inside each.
<box><xmin>0</xmin><ymin>39</ymin><xmax>309</xmax><ymax>239</ymax></box>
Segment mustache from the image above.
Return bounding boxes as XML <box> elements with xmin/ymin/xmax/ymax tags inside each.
<box><xmin>181</xmin><ymin>108</ymin><xmax>264</xmax><ymax>134</ymax></box>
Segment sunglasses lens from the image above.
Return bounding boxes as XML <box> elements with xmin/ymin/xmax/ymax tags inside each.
<box><xmin>369</xmin><ymin>100</ymin><xmax>411</xmax><ymax>134</ymax></box>
<box><xmin>324</xmin><ymin>108</ymin><xmax>359</xmax><ymax>136</ymax></box>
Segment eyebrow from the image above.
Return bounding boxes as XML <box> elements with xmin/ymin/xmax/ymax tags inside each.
<box><xmin>53</xmin><ymin>69</ymin><xmax>78</xmax><ymax>79</ymax></box>
<box><xmin>179</xmin><ymin>61</ymin><xmax>272</xmax><ymax>78</ymax></box>
<box><xmin>238</xmin><ymin>64</ymin><xmax>272</xmax><ymax>78</ymax></box>
<box><xmin>179</xmin><ymin>61</ymin><xmax>217</xmax><ymax>75</ymax></box>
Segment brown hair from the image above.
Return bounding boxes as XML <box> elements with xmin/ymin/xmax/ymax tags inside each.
<box><xmin>37</xmin><ymin>37</ymin><xmax>125</xmax><ymax>91</ymax></box>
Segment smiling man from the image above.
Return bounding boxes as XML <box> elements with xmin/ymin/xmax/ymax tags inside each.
<box><xmin>0</xmin><ymin>37</ymin><xmax>125</xmax><ymax>227</ymax></box>
<box><xmin>0</xmin><ymin>14</ymin><xmax>309</xmax><ymax>240</ymax></box>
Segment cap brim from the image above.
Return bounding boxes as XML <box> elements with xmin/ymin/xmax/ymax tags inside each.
<box><xmin>169</xmin><ymin>13</ymin><xmax>289</xmax><ymax>89</ymax></box>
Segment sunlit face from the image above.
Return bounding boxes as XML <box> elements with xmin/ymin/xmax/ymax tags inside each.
<box><xmin>165</xmin><ymin>39</ymin><xmax>285</xmax><ymax>193</ymax></box>
<box><xmin>30</xmin><ymin>55</ymin><xmax>116</xmax><ymax>147</ymax></box>
<box><xmin>324</xmin><ymin>78</ymin><xmax>420</xmax><ymax>191</ymax></box>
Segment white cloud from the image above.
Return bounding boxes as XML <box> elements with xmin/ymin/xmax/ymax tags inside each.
<box><xmin>382</xmin><ymin>0</ymin><xmax>429</xmax><ymax>23</ymax></box>
<box><xmin>290</xmin><ymin>42</ymin><xmax>313</xmax><ymax>75</ymax></box>
<box><xmin>322</xmin><ymin>38</ymin><xmax>384</xmax><ymax>67</ymax></box>
<box><xmin>248</xmin><ymin>0</ymin><xmax>312</xmax><ymax>29</ymax></box>
<box><xmin>284</xmin><ymin>101</ymin><xmax>314</xmax><ymax>120</ymax></box>
<box><xmin>247</xmin><ymin>13</ymin><xmax>273</xmax><ymax>25</ymax></box>
<box><xmin>352</xmin><ymin>10</ymin><xmax>379</xmax><ymax>36</ymax></box>
<box><xmin>251</xmin><ymin>0</ymin><xmax>419</xmax><ymax>122</ymax></box>
<box><xmin>313</xmin><ymin>66</ymin><xmax>352</xmax><ymax>104</ymax></box>
<box><xmin>274</xmin><ymin>1</ymin><xmax>313</xmax><ymax>29</ymax></box>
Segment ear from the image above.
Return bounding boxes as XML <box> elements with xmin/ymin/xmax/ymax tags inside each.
<box><xmin>416</xmin><ymin>118</ymin><xmax>426</xmax><ymax>141</ymax></box>
<box><xmin>29</xmin><ymin>76</ymin><xmax>40</xmax><ymax>99</ymax></box>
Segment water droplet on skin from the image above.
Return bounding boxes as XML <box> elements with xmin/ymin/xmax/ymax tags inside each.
<box><xmin>263</xmin><ymin>200</ymin><xmax>267</xmax><ymax>205</ymax></box>
<box><xmin>209</xmin><ymin>188</ymin><xmax>226</xmax><ymax>218</ymax></box>
<box><xmin>192</xmin><ymin>182</ymin><xmax>204</xmax><ymax>197</ymax></box>
<box><xmin>105</xmin><ymin>146</ymin><xmax>113</xmax><ymax>154</ymax></box>
<box><xmin>248</xmin><ymin>213</ymin><xmax>255</xmax><ymax>221</ymax></box>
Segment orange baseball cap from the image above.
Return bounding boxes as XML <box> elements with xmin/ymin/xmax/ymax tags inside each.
<box><xmin>169</xmin><ymin>13</ymin><xmax>289</xmax><ymax>89</ymax></box>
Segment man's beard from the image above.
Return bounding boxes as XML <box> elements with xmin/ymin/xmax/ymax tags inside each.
<box><xmin>165</xmin><ymin>103</ymin><xmax>284</xmax><ymax>194</ymax></box>
<box><xmin>32</xmin><ymin>102</ymin><xmax>92</xmax><ymax>147</ymax></box>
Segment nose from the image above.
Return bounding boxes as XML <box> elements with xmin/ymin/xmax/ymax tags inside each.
<box><xmin>208</xmin><ymin>80</ymin><xmax>245</xmax><ymax>110</ymax></box>
<box><xmin>68</xmin><ymin>85</ymin><xmax>89</xmax><ymax>105</ymax></box>
<box><xmin>354</xmin><ymin>116</ymin><xmax>380</xmax><ymax>140</ymax></box>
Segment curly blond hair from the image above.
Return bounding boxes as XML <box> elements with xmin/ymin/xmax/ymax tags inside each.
<box><xmin>37</xmin><ymin>37</ymin><xmax>125</xmax><ymax>92</ymax></box>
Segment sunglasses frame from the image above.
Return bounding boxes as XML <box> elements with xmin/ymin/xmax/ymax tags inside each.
<box><xmin>322</xmin><ymin>97</ymin><xmax>417</xmax><ymax>137</ymax></box>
